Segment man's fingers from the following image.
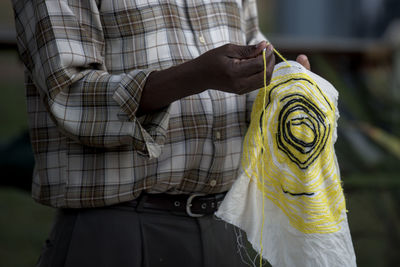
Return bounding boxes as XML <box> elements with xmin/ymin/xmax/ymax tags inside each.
<box><xmin>226</xmin><ymin>40</ymin><xmax>268</xmax><ymax>59</ymax></box>
<box><xmin>238</xmin><ymin>72</ymin><xmax>264</xmax><ymax>94</ymax></box>
<box><xmin>234</xmin><ymin>44</ymin><xmax>274</xmax><ymax>77</ymax></box>
<box><xmin>296</xmin><ymin>54</ymin><xmax>311</xmax><ymax>70</ymax></box>
<box><xmin>234</xmin><ymin>55</ymin><xmax>264</xmax><ymax>76</ymax></box>
<box><xmin>238</xmin><ymin>53</ymin><xmax>275</xmax><ymax>94</ymax></box>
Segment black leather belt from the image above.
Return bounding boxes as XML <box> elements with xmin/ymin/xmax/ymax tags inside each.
<box><xmin>120</xmin><ymin>192</ymin><xmax>226</xmax><ymax>217</ymax></box>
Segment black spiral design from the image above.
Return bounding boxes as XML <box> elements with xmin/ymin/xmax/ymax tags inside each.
<box><xmin>260</xmin><ymin>78</ymin><xmax>332</xmax><ymax>170</ymax></box>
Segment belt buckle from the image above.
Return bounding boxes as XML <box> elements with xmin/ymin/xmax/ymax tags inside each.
<box><xmin>186</xmin><ymin>193</ymin><xmax>206</xmax><ymax>217</ymax></box>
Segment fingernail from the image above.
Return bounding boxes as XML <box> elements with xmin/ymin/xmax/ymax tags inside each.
<box><xmin>256</xmin><ymin>41</ymin><xmax>266</xmax><ymax>48</ymax></box>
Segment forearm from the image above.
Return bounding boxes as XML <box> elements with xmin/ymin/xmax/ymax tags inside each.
<box><xmin>139</xmin><ymin>42</ymin><xmax>275</xmax><ymax>115</ymax></box>
<box><xmin>138</xmin><ymin>59</ymin><xmax>206</xmax><ymax>115</ymax></box>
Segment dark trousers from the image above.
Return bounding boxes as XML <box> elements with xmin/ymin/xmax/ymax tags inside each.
<box><xmin>36</xmin><ymin>203</ymin><xmax>251</xmax><ymax>267</ymax></box>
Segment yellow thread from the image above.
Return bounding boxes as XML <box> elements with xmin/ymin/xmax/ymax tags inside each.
<box><xmin>266</xmin><ymin>43</ymin><xmax>292</xmax><ymax>67</ymax></box>
<box><xmin>258</xmin><ymin>48</ymin><xmax>268</xmax><ymax>267</ymax></box>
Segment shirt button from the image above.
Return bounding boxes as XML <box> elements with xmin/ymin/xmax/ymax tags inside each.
<box><xmin>210</xmin><ymin>180</ymin><xmax>217</xmax><ymax>187</ymax></box>
<box><xmin>199</xmin><ymin>35</ymin><xmax>206</xmax><ymax>44</ymax></box>
<box><xmin>215</xmin><ymin>131</ymin><xmax>221</xmax><ymax>140</ymax></box>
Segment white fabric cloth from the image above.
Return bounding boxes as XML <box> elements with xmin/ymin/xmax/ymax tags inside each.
<box><xmin>216</xmin><ymin>61</ymin><xmax>357</xmax><ymax>267</ymax></box>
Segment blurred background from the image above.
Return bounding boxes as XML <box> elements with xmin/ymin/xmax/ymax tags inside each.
<box><xmin>1</xmin><ymin>0</ymin><xmax>399</xmax><ymax>266</ymax></box>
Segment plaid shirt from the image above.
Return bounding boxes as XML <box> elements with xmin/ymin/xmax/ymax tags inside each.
<box><xmin>13</xmin><ymin>0</ymin><xmax>266</xmax><ymax>208</ymax></box>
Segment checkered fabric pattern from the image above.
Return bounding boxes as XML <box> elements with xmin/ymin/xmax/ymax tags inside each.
<box><xmin>12</xmin><ymin>0</ymin><xmax>266</xmax><ymax>208</ymax></box>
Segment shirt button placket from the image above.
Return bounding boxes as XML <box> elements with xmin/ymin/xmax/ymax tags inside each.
<box><xmin>210</xmin><ymin>131</ymin><xmax>221</xmax><ymax>189</ymax></box>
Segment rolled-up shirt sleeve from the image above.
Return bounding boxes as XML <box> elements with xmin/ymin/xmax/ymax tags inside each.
<box><xmin>13</xmin><ymin>0</ymin><xmax>169</xmax><ymax>158</ymax></box>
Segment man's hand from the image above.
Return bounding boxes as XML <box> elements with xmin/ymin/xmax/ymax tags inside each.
<box><xmin>195</xmin><ymin>41</ymin><xmax>275</xmax><ymax>95</ymax></box>
<box><xmin>296</xmin><ymin>54</ymin><xmax>311</xmax><ymax>70</ymax></box>
<box><xmin>138</xmin><ymin>41</ymin><xmax>275</xmax><ymax>115</ymax></box>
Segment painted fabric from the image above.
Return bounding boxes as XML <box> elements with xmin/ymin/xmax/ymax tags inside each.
<box><xmin>216</xmin><ymin>61</ymin><xmax>357</xmax><ymax>267</ymax></box>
